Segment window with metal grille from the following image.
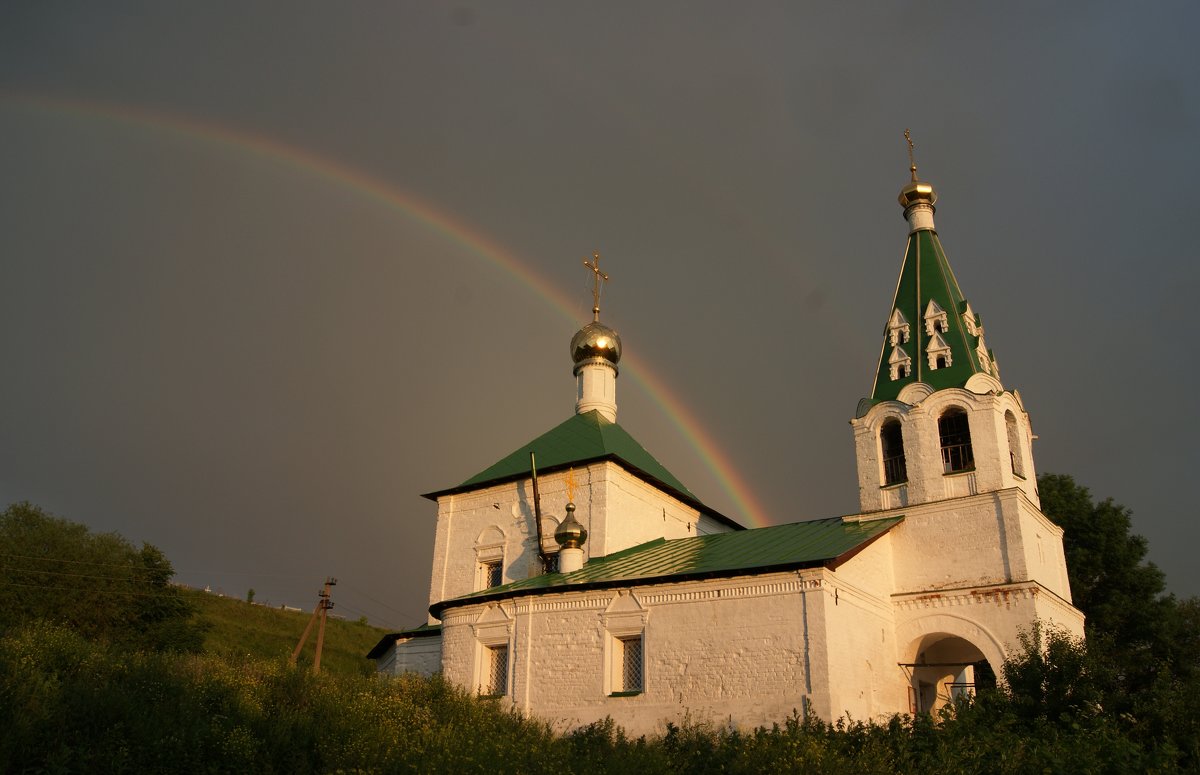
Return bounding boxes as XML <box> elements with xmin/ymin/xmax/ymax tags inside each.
<box><xmin>483</xmin><ymin>560</ymin><xmax>502</xmax><ymax>588</ymax></box>
<box><xmin>938</xmin><ymin>408</ymin><xmax>975</xmax><ymax>474</ymax></box>
<box><xmin>543</xmin><ymin>553</ymin><xmax>560</xmax><ymax>574</ymax></box>
<box><xmin>618</xmin><ymin>636</ymin><xmax>643</xmax><ymax>693</ymax></box>
<box><xmin>485</xmin><ymin>644</ymin><xmax>508</xmax><ymax>696</ymax></box>
<box><xmin>880</xmin><ymin>420</ymin><xmax>907</xmax><ymax>485</ymax></box>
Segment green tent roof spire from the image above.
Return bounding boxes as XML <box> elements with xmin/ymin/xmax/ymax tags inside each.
<box><xmin>869</xmin><ymin>159</ymin><xmax>1000</xmax><ymax>402</ymax></box>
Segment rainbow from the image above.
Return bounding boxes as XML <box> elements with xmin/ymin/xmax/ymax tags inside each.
<box><xmin>1</xmin><ymin>92</ymin><xmax>775</xmax><ymax>528</ymax></box>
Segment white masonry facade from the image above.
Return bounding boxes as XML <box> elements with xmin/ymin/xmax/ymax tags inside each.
<box><xmin>370</xmin><ymin>169</ymin><xmax>1085</xmax><ymax>734</ymax></box>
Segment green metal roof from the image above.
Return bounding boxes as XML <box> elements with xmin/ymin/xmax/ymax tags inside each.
<box><xmin>425</xmin><ymin>410</ymin><xmax>697</xmax><ymax>501</ymax></box>
<box><xmin>430</xmin><ymin>515</ymin><xmax>903</xmax><ymax>617</ymax></box>
<box><xmin>869</xmin><ymin>228</ymin><xmax>997</xmax><ymax>402</ymax></box>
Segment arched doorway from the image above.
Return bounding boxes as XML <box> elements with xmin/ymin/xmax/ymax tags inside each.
<box><xmin>902</xmin><ymin>633</ymin><xmax>998</xmax><ymax>714</ymax></box>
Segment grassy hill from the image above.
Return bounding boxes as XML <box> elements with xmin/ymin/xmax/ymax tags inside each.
<box><xmin>185</xmin><ymin>588</ymin><xmax>388</xmax><ymax>675</ymax></box>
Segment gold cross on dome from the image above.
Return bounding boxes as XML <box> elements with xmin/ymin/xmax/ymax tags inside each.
<box><xmin>583</xmin><ymin>251</ymin><xmax>609</xmax><ymax>321</ymax></box>
<box><xmin>904</xmin><ymin>128</ymin><xmax>918</xmax><ymax>182</ymax></box>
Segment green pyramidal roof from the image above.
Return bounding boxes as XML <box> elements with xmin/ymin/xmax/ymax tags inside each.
<box><xmin>425</xmin><ymin>410</ymin><xmax>697</xmax><ymax>502</ymax></box>
<box><xmin>870</xmin><ymin>228</ymin><xmax>998</xmax><ymax>402</ymax></box>
<box><xmin>431</xmin><ymin>515</ymin><xmax>902</xmax><ymax>616</ymax></box>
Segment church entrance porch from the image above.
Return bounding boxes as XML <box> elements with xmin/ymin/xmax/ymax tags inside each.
<box><xmin>901</xmin><ymin>633</ymin><xmax>997</xmax><ymax>714</ymax></box>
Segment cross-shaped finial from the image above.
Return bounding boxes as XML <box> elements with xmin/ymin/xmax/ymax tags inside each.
<box><xmin>582</xmin><ymin>251</ymin><xmax>609</xmax><ymax>322</ymax></box>
<box><xmin>904</xmin><ymin>128</ymin><xmax>918</xmax><ymax>182</ymax></box>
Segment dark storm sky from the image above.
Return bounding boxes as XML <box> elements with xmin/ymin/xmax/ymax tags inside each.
<box><xmin>2</xmin><ymin>2</ymin><xmax>1197</xmax><ymax>628</ymax></box>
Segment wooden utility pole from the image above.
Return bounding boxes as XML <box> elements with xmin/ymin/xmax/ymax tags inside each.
<box><xmin>289</xmin><ymin>577</ymin><xmax>337</xmax><ymax>673</ymax></box>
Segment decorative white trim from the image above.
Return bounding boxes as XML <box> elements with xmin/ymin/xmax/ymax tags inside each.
<box><xmin>963</xmin><ymin>373</ymin><xmax>1004</xmax><ymax>394</ymax></box>
<box><xmin>893</xmin><ymin>583</ymin><xmax>1042</xmax><ymax>612</ymax></box>
<box><xmin>896</xmin><ymin>382</ymin><xmax>934</xmax><ymax>404</ymax></box>
<box><xmin>923</xmin><ymin>300</ymin><xmax>948</xmax><ymax>336</ymax></box>
<box><xmin>887</xmin><ymin>308</ymin><xmax>911</xmax><ymax>346</ymax></box>
<box><xmin>961</xmin><ymin>303</ymin><xmax>979</xmax><ymax>337</ymax></box>
<box><xmin>888</xmin><ymin>346</ymin><xmax>912</xmax><ymax>381</ymax></box>
<box><xmin>926</xmin><ymin>332</ymin><xmax>952</xmax><ymax>370</ymax></box>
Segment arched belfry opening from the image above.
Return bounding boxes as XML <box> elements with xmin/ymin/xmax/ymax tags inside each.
<box><xmin>880</xmin><ymin>420</ymin><xmax>907</xmax><ymax>486</ymax></box>
<box><xmin>938</xmin><ymin>407</ymin><xmax>974</xmax><ymax>474</ymax></box>
<box><xmin>903</xmin><ymin>633</ymin><xmax>997</xmax><ymax>714</ymax></box>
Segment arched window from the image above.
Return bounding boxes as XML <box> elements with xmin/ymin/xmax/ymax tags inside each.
<box><xmin>880</xmin><ymin>420</ymin><xmax>907</xmax><ymax>485</ymax></box>
<box><xmin>938</xmin><ymin>408</ymin><xmax>974</xmax><ymax>474</ymax></box>
<box><xmin>1005</xmin><ymin>410</ymin><xmax>1025</xmax><ymax>478</ymax></box>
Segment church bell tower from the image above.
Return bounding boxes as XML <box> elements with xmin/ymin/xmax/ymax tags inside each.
<box><xmin>850</xmin><ymin>133</ymin><xmax>1040</xmax><ymax>513</ymax></box>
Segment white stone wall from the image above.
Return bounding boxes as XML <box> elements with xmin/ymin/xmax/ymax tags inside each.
<box><xmin>439</xmin><ymin>570</ymin><xmax>860</xmax><ymax>735</ymax></box>
<box><xmin>377</xmin><ymin>635</ymin><xmax>442</xmax><ymax>677</ymax></box>
<box><xmin>433</xmin><ymin>512</ymin><xmax>1081</xmax><ymax>733</ymax></box>
<box><xmin>846</xmin><ymin>489</ymin><xmax>1073</xmax><ymax>603</ymax></box>
<box><xmin>819</xmin><ymin>533</ymin><xmax>906</xmax><ymax>720</ymax></box>
<box><xmin>426</xmin><ymin>462</ymin><xmax>713</xmax><ymax>619</ymax></box>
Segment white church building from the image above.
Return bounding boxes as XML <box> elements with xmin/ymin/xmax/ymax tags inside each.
<box><xmin>369</xmin><ymin>160</ymin><xmax>1085</xmax><ymax>733</ymax></box>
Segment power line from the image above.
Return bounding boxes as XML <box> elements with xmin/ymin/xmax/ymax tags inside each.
<box><xmin>0</xmin><ymin>551</ymin><xmax>157</xmax><ymax>571</ymax></box>
<box><xmin>2</xmin><ymin>565</ymin><xmax>168</xmax><ymax>584</ymax></box>
<box><xmin>0</xmin><ymin>580</ymin><xmax>186</xmax><ymax>599</ymax></box>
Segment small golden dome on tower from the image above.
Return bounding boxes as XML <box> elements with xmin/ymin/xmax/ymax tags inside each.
<box><xmin>898</xmin><ymin>180</ymin><xmax>938</xmax><ymax>210</ymax></box>
<box><xmin>898</xmin><ymin>128</ymin><xmax>937</xmax><ymax>216</ymax></box>
<box><xmin>570</xmin><ymin>321</ymin><xmax>622</xmax><ymax>366</ymax></box>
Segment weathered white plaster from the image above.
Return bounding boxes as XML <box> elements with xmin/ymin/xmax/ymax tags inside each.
<box><xmin>906</xmin><ymin>202</ymin><xmax>935</xmax><ymax>232</ymax></box>
<box><xmin>424</xmin><ymin>461</ymin><xmax>723</xmax><ymax>622</ymax></box>
<box><xmin>575</xmin><ymin>361</ymin><xmax>617</xmax><ymax>421</ymax></box>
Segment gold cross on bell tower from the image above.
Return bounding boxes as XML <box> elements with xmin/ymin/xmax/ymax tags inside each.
<box><xmin>904</xmin><ymin>128</ymin><xmax>918</xmax><ymax>182</ymax></box>
<box><xmin>583</xmin><ymin>251</ymin><xmax>609</xmax><ymax>322</ymax></box>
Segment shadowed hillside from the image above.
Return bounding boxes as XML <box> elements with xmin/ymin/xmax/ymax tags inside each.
<box><xmin>187</xmin><ymin>588</ymin><xmax>386</xmax><ymax>675</ymax></box>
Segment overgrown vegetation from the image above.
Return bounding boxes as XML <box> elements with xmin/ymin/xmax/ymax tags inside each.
<box><xmin>0</xmin><ymin>621</ymin><xmax>1185</xmax><ymax>773</ymax></box>
<box><xmin>2</xmin><ymin>479</ymin><xmax>1198</xmax><ymax>773</ymax></box>
<box><xmin>0</xmin><ymin>502</ymin><xmax>207</xmax><ymax>652</ymax></box>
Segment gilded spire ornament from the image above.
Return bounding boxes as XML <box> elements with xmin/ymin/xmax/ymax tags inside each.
<box><xmin>904</xmin><ymin>128</ymin><xmax>918</xmax><ymax>182</ymax></box>
<box><xmin>583</xmin><ymin>251</ymin><xmax>609</xmax><ymax>322</ymax></box>
<box><xmin>898</xmin><ymin>129</ymin><xmax>937</xmax><ymax>215</ymax></box>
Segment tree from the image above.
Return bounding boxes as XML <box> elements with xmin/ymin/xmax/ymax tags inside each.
<box><xmin>0</xmin><ymin>502</ymin><xmax>205</xmax><ymax>652</ymax></box>
<box><xmin>1038</xmin><ymin>474</ymin><xmax>1198</xmax><ymax>675</ymax></box>
<box><xmin>1038</xmin><ymin>474</ymin><xmax>1200</xmax><ymax>763</ymax></box>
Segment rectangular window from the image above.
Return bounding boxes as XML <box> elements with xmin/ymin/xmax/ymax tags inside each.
<box><xmin>482</xmin><ymin>560</ymin><xmax>502</xmax><ymax>588</ymax></box>
<box><xmin>485</xmin><ymin>644</ymin><xmax>508</xmax><ymax>696</ymax></box>
<box><xmin>616</xmin><ymin>636</ymin><xmax>643</xmax><ymax>694</ymax></box>
<box><xmin>543</xmin><ymin>553</ymin><xmax>560</xmax><ymax>574</ymax></box>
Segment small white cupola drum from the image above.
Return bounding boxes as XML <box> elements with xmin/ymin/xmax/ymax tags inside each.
<box><xmin>573</xmin><ymin>252</ymin><xmax>621</xmax><ymax>422</ymax></box>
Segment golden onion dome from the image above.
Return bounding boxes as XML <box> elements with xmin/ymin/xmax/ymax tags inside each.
<box><xmin>898</xmin><ymin>179</ymin><xmax>938</xmax><ymax>211</ymax></box>
<box><xmin>554</xmin><ymin>503</ymin><xmax>588</xmax><ymax>549</ymax></box>
<box><xmin>570</xmin><ymin>321</ymin><xmax>622</xmax><ymax>366</ymax></box>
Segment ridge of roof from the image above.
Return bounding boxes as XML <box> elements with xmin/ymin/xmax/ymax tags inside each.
<box><xmin>423</xmin><ymin>410</ymin><xmax>705</xmax><ymax>509</ymax></box>
<box><xmin>430</xmin><ymin>515</ymin><xmax>903</xmax><ymax>617</ymax></box>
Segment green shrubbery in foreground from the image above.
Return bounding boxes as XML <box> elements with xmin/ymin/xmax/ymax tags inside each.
<box><xmin>4</xmin><ymin>478</ymin><xmax>1199</xmax><ymax>773</ymax></box>
<box><xmin>0</xmin><ymin>621</ymin><xmax>1191</xmax><ymax>775</ymax></box>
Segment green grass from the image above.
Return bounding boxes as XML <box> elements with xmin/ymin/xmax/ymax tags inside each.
<box><xmin>185</xmin><ymin>588</ymin><xmax>387</xmax><ymax>675</ymax></box>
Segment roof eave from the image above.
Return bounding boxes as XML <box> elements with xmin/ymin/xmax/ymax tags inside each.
<box><xmin>366</xmin><ymin>624</ymin><xmax>442</xmax><ymax>660</ymax></box>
